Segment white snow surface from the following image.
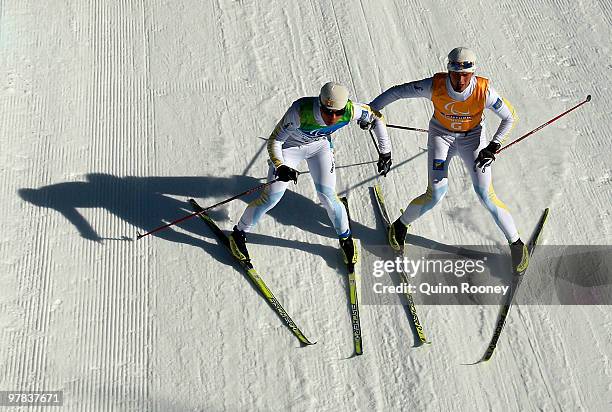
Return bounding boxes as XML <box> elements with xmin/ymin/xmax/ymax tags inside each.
<box><xmin>1</xmin><ymin>1</ymin><xmax>611</xmax><ymax>411</ymax></box>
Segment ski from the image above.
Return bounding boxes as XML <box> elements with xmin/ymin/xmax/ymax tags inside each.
<box><xmin>478</xmin><ymin>208</ymin><xmax>550</xmax><ymax>362</ymax></box>
<box><xmin>371</xmin><ymin>185</ymin><xmax>430</xmax><ymax>344</ymax></box>
<box><xmin>188</xmin><ymin>198</ymin><xmax>315</xmax><ymax>346</ymax></box>
<box><xmin>339</xmin><ymin>197</ymin><xmax>363</xmax><ymax>356</ymax></box>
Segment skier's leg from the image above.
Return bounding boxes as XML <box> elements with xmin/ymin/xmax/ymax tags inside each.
<box><xmin>236</xmin><ymin>145</ymin><xmax>306</xmax><ymax>233</ymax></box>
<box><xmin>461</xmin><ymin>128</ymin><xmax>520</xmax><ymax>243</ymax></box>
<box><xmin>399</xmin><ymin>133</ymin><xmax>452</xmax><ymax>225</ymax></box>
<box><xmin>235</xmin><ymin>166</ymin><xmax>290</xmax><ymax>233</ymax></box>
<box><xmin>307</xmin><ymin>140</ymin><xmax>356</xmax><ymax>264</ymax></box>
<box><xmin>231</xmin><ymin>147</ymin><xmax>302</xmax><ymax>260</ymax></box>
<box><xmin>306</xmin><ymin>141</ymin><xmax>350</xmax><ymax>237</ymax></box>
<box><xmin>461</xmin><ymin>130</ymin><xmax>527</xmax><ymax>271</ymax></box>
<box><xmin>389</xmin><ymin>130</ymin><xmax>454</xmax><ymax>251</ymax></box>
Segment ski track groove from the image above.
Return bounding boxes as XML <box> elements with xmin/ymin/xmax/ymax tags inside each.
<box><xmin>2</xmin><ymin>88</ymin><xmax>33</xmax><ymax>391</ymax></box>
<box><xmin>141</xmin><ymin>0</ymin><xmax>157</xmax><ymax>410</ymax></box>
<box><xmin>596</xmin><ymin>0</ymin><xmax>612</xmax><ymax>26</ymax></box>
<box><xmin>20</xmin><ymin>102</ymin><xmax>53</xmax><ymax>395</ymax></box>
<box><xmin>0</xmin><ymin>96</ymin><xmax>20</xmax><ymax>388</ymax></box>
<box><xmin>67</xmin><ymin>1</ymin><xmax>153</xmax><ymax>409</ymax></box>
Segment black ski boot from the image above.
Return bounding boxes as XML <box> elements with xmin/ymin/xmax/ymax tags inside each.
<box><xmin>229</xmin><ymin>226</ymin><xmax>250</xmax><ymax>262</ymax></box>
<box><xmin>388</xmin><ymin>218</ymin><xmax>408</xmax><ymax>252</ymax></box>
<box><xmin>339</xmin><ymin>235</ymin><xmax>358</xmax><ymax>267</ymax></box>
<box><xmin>510</xmin><ymin>238</ymin><xmax>529</xmax><ymax>274</ymax></box>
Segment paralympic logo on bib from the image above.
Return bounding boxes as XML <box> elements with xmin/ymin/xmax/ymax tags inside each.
<box><xmin>443</xmin><ymin>102</ymin><xmax>472</xmax><ymax>120</ymax></box>
<box><xmin>298</xmin><ymin>128</ymin><xmax>332</xmax><ymax>139</ymax></box>
<box><xmin>300</xmin><ymin>123</ymin><xmax>345</xmax><ymax>138</ymax></box>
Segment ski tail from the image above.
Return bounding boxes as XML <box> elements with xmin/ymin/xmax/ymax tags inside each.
<box><xmin>188</xmin><ymin>198</ymin><xmax>315</xmax><ymax>346</ymax></box>
<box><xmin>371</xmin><ymin>185</ymin><xmax>430</xmax><ymax>345</ymax></box>
<box><xmin>478</xmin><ymin>208</ymin><xmax>550</xmax><ymax>362</ymax></box>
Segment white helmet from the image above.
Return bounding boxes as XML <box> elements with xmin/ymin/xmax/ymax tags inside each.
<box><xmin>319</xmin><ymin>82</ymin><xmax>349</xmax><ymax>110</ymax></box>
<box><xmin>447</xmin><ymin>47</ymin><xmax>476</xmax><ymax>73</ymax></box>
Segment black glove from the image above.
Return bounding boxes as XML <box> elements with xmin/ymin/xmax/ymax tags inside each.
<box><xmin>377</xmin><ymin>152</ymin><xmax>392</xmax><ymax>177</ymax></box>
<box><xmin>275</xmin><ymin>165</ymin><xmax>299</xmax><ymax>183</ymax></box>
<box><xmin>358</xmin><ymin>118</ymin><xmax>373</xmax><ymax>130</ymax></box>
<box><xmin>474</xmin><ymin>141</ymin><xmax>501</xmax><ymax>172</ymax></box>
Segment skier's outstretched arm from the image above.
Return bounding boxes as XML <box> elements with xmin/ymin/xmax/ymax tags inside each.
<box><xmin>369</xmin><ymin>77</ymin><xmax>433</xmax><ymax>111</ymax></box>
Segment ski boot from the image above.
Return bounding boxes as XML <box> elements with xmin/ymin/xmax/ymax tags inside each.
<box><xmin>339</xmin><ymin>234</ymin><xmax>359</xmax><ymax>267</ymax></box>
<box><xmin>388</xmin><ymin>218</ymin><xmax>408</xmax><ymax>252</ymax></box>
<box><xmin>510</xmin><ymin>238</ymin><xmax>529</xmax><ymax>275</ymax></box>
<box><xmin>229</xmin><ymin>226</ymin><xmax>251</xmax><ymax>262</ymax></box>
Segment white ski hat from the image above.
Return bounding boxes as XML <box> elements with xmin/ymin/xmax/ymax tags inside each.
<box><xmin>319</xmin><ymin>82</ymin><xmax>349</xmax><ymax>110</ymax></box>
<box><xmin>447</xmin><ymin>47</ymin><xmax>476</xmax><ymax>73</ymax></box>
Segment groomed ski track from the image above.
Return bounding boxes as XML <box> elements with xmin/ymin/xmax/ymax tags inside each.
<box><xmin>1</xmin><ymin>1</ymin><xmax>611</xmax><ymax>410</ymax></box>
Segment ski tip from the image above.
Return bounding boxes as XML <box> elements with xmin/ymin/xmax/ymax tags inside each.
<box><xmin>462</xmin><ymin>354</ymin><xmax>492</xmax><ymax>365</ymax></box>
<box><xmin>188</xmin><ymin>198</ymin><xmax>205</xmax><ymax>213</ymax></box>
<box><xmin>136</xmin><ymin>232</ymin><xmax>143</xmax><ymax>240</ymax></box>
<box><xmin>412</xmin><ymin>338</ymin><xmax>431</xmax><ymax>347</ymax></box>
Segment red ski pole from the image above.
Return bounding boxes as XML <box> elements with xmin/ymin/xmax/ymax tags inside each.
<box><xmin>136</xmin><ymin>178</ymin><xmax>280</xmax><ymax>240</ymax></box>
<box><xmin>497</xmin><ymin>95</ymin><xmax>591</xmax><ymax>154</ymax></box>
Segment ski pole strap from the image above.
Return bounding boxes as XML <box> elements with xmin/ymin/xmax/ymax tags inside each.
<box><xmin>497</xmin><ymin>95</ymin><xmax>591</xmax><ymax>154</ymax></box>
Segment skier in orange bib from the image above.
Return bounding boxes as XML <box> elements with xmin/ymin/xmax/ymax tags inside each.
<box><xmin>368</xmin><ymin>47</ymin><xmax>528</xmax><ymax>272</ymax></box>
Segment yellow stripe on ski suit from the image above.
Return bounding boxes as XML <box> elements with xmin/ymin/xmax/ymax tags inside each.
<box><xmin>267</xmin><ymin>121</ymin><xmax>284</xmax><ymax>168</ymax></box>
<box><xmin>497</xmin><ymin>97</ymin><xmax>518</xmax><ymax>145</ymax></box>
<box><xmin>486</xmin><ymin>182</ymin><xmax>509</xmax><ymax>212</ymax></box>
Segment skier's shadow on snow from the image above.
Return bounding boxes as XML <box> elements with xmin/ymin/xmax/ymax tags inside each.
<box><xmin>17</xmin><ymin>173</ymin><xmax>353</xmax><ymax>270</ymax></box>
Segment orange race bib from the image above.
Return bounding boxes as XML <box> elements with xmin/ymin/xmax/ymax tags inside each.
<box><xmin>431</xmin><ymin>73</ymin><xmax>488</xmax><ymax>132</ymax></box>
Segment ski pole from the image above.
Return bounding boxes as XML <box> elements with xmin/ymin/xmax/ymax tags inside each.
<box><xmin>497</xmin><ymin>95</ymin><xmax>591</xmax><ymax>154</ymax></box>
<box><xmin>386</xmin><ymin>123</ymin><xmax>429</xmax><ymax>133</ymax></box>
<box><xmin>136</xmin><ymin>178</ymin><xmax>281</xmax><ymax>240</ymax></box>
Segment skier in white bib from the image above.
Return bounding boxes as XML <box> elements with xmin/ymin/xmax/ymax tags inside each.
<box><xmin>230</xmin><ymin>82</ymin><xmax>392</xmax><ymax>265</ymax></box>
<box><xmin>368</xmin><ymin>47</ymin><xmax>528</xmax><ymax>272</ymax></box>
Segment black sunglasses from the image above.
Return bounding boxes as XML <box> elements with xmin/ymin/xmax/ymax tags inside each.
<box><xmin>320</xmin><ymin>105</ymin><xmax>346</xmax><ymax>116</ymax></box>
